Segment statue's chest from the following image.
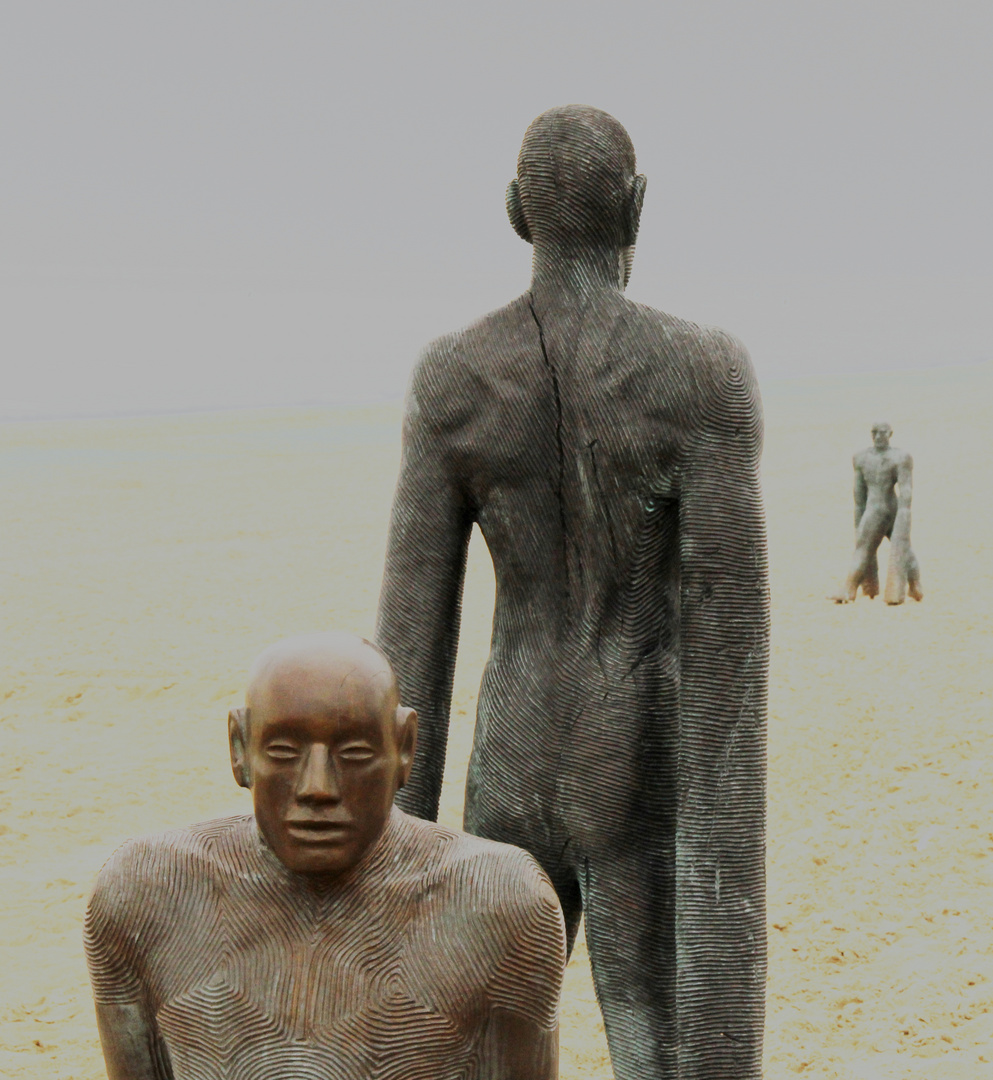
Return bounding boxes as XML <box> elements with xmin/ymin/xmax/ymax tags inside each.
<box><xmin>862</xmin><ymin>457</ymin><xmax>898</xmax><ymax>487</ymax></box>
<box><xmin>152</xmin><ymin>901</ymin><xmax>489</xmax><ymax>1076</ymax></box>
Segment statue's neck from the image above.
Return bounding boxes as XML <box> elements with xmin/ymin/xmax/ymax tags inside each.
<box><xmin>529</xmin><ymin>243</ymin><xmax>626</xmax><ymax>299</ymax></box>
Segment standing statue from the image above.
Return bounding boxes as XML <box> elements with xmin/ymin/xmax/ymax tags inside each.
<box><xmin>376</xmin><ymin>105</ymin><xmax>769</xmax><ymax>1078</ymax></box>
<box><xmin>830</xmin><ymin>422</ymin><xmax>923</xmax><ymax>605</ymax></box>
<box><xmin>85</xmin><ymin>633</ymin><xmax>565</xmax><ymax>1080</ymax></box>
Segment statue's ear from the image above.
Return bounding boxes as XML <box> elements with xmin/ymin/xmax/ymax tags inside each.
<box><xmin>624</xmin><ymin>173</ymin><xmax>647</xmax><ymax>247</ymax></box>
<box><xmin>505</xmin><ymin>178</ymin><xmax>532</xmax><ymax>243</ymax></box>
<box><xmin>228</xmin><ymin>708</ymin><xmax>251</xmax><ymax>789</ymax></box>
<box><xmin>394</xmin><ymin>707</ymin><xmax>418</xmax><ymax>790</ymax></box>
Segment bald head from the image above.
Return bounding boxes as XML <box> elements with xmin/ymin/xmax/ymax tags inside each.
<box><xmin>513</xmin><ymin>105</ymin><xmax>644</xmax><ymax>251</ymax></box>
<box><xmin>230</xmin><ymin>632</ymin><xmax>417</xmax><ymax>876</ymax></box>
<box><xmin>245</xmin><ymin>632</ymin><xmax>398</xmax><ymax>728</ymax></box>
<box><xmin>871</xmin><ymin>422</ymin><xmax>893</xmax><ymax>450</ymax></box>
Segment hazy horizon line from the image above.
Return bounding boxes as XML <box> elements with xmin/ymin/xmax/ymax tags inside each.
<box><xmin>2</xmin><ymin>356</ymin><xmax>989</xmax><ymax>427</ymax></box>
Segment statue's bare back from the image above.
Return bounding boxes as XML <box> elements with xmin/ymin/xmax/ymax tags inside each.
<box><xmin>404</xmin><ymin>288</ymin><xmax>755</xmax><ymax>854</ymax></box>
<box><xmin>377</xmin><ymin>107</ymin><xmax>768</xmax><ymax>1079</ymax></box>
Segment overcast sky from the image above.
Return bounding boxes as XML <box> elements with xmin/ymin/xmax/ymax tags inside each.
<box><xmin>2</xmin><ymin>0</ymin><xmax>990</xmax><ymax>419</ymax></box>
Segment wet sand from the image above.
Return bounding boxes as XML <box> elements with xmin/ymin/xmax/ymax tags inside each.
<box><xmin>1</xmin><ymin>362</ymin><xmax>990</xmax><ymax>1078</ymax></box>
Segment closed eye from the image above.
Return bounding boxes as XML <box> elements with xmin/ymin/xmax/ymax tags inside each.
<box><xmin>265</xmin><ymin>743</ymin><xmax>301</xmax><ymax>760</ymax></box>
<box><xmin>338</xmin><ymin>745</ymin><xmax>376</xmax><ymax>762</ymax></box>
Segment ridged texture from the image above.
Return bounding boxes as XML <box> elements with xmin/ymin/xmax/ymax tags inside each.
<box><xmin>377</xmin><ymin>230</ymin><xmax>769</xmax><ymax>1074</ymax></box>
<box><xmin>85</xmin><ymin>808</ymin><xmax>565</xmax><ymax>1079</ymax></box>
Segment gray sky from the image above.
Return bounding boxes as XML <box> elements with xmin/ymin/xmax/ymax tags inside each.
<box><xmin>2</xmin><ymin>0</ymin><xmax>990</xmax><ymax>419</ymax></box>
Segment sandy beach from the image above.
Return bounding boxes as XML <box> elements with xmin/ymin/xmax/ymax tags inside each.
<box><xmin>1</xmin><ymin>362</ymin><xmax>990</xmax><ymax>1079</ymax></box>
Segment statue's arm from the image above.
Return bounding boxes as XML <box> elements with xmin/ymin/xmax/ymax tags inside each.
<box><xmin>479</xmin><ymin>867</ymin><xmax>565</xmax><ymax>1080</ymax></box>
<box><xmin>84</xmin><ymin>851</ymin><xmax>174</xmax><ymax>1080</ymax></box>
<box><xmin>94</xmin><ymin>1003</ymin><xmax>173</xmax><ymax>1080</ymax></box>
<box><xmin>479</xmin><ymin>1008</ymin><xmax>558</xmax><ymax>1080</ymax></box>
<box><xmin>375</xmin><ymin>356</ymin><xmax>474</xmax><ymax>821</ymax></box>
<box><xmin>887</xmin><ymin>451</ymin><xmax>914</xmax><ymax>566</ymax></box>
<box><xmin>676</xmin><ymin>336</ymin><xmax>769</xmax><ymax>1078</ymax></box>
<box><xmin>896</xmin><ymin>453</ymin><xmax>913</xmax><ymax>512</ymax></box>
<box><xmin>853</xmin><ymin>457</ymin><xmax>868</xmax><ymax>529</ymax></box>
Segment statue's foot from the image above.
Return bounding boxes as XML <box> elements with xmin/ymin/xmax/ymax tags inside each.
<box><xmin>828</xmin><ymin>592</ymin><xmax>853</xmax><ymax>604</ymax></box>
<box><xmin>908</xmin><ymin>579</ymin><xmax>924</xmax><ymax>602</ymax></box>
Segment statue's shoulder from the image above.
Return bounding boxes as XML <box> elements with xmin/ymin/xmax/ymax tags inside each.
<box><xmin>89</xmin><ymin>816</ymin><xmax>255</xmax><ymax>912</ymax></box>
<box><xmin>405</xmin><ymin>814</ymin><xmax>557</xmax><ymax>914</ymax></box>
<box><xmin>405</xmin><ymin>296</ymin><xmax>536</xmax><ymax>430</ymax></box>
<box><xmin>440</xmin><ymin>829</ymin><xmax>564</xmax><ymax>967</ymax></box>
<box><xmin>619</xmin><ymin>297</ymin><xmax>748</xmax><ymax>359</ymax></box>
<box><xmin>619</xmin><ymin>297</ymin><xmax>757</xmax><ymax>405</ymax></box>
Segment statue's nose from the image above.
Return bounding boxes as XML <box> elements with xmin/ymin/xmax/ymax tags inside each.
<box><xmin>296</xmin><ymin>744</ymin><xmax>341</xmax><ymax>802</ymax></box>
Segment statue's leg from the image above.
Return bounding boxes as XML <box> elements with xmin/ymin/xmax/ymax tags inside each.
<box><xmin>861</xmin><ymin>548</ymin><xmax>880</xmax><ymax>598</ymax></box>
<box><xmin>833</xmin><ymin>513</ymin><xmax>887</xmax><ymax>603</ymax></box>
<box><xmin>581</xmin><ymin>850</ymin><xmax>677</xmax><ymax>1080</ymax></box>
<box><xmin>884</xmin><ymin>511</ymin><xmax>911</xmax><ymax>604</ymax></box>
<box><xmin>905</xmin><ymin>547</ymin><xmax>923</xmax><ymax>600</ymax></box>
<box><xmin>583</xmin><ymin>844</ymin><xmax>763</xmax><ymax>1077</ymax></box>
<box><xmin>551</xmin><ymin>867</ymin><xmax>584</xmax><ymax>958</ymax></box>
<box><xmin>831</xmin><ymin>544</ymin><xmax>869</xmax><ymax>602</ymax></box>
<box><xmin>883</xmin><ymin>548</ymin><xmax>907</xmax><ymax>604</ymax></box>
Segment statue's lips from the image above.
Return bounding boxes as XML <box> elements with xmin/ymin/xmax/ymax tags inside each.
<box><xmin>284</xmin><ymin>819</ymin><xmax>354</xmax><ymax>843</ymax></box>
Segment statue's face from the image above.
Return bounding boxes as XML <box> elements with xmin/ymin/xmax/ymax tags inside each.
<box><xmin>246</xmin><ymin>669</ymin><xmax>405</xmax><ymax>876</ymax></box>
<box><xmin>872</xmin><ymin>426</ymin><xmax>892</xmax><ymax>451</ymax></box>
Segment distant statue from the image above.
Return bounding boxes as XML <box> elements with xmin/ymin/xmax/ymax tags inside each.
<box><xmin>85</xmin><ymin>633</ymin><xmax>564</xmax><ymax>1080</ymax></box>
<box><xmin>831</xmin><ymin>422</ymin><xmax>923</xmax><ymax>604</ymax></box>
<box><xmin>377</xmin><ymin>105</ymin><xmax>768</xmax><ymax>1078</ymax></box>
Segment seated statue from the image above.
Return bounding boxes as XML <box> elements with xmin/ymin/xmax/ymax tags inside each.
<box><xmin>84</xmin><ymin>632</ymin><xmax>565</xmax><ymax>1080</ymax></box>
